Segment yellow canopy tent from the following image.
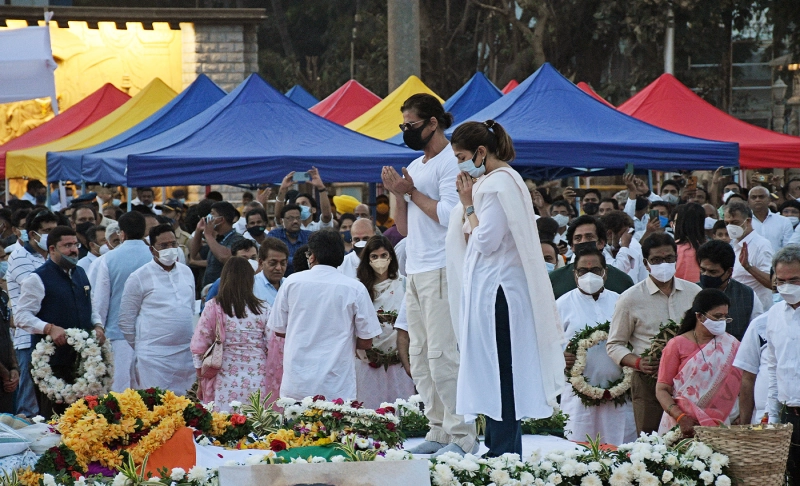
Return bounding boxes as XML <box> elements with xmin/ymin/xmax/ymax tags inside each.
<box><xmin>345</xmin><ymin>76</ymin><xmax>442</xmax><ymax>140</ymax></box>
<box><xmin>6</xmin><ymin>78</ymin><xmax>176</xmax><ymax>181</ymax></box>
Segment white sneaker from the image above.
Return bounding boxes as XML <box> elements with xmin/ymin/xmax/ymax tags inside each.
<box><xmin>405</xmin><ymin>440</ymin><xmax>447</xmax><ymax>454</ymax></box>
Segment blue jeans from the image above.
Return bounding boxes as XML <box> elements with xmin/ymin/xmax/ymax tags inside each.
<box><xmin>14</xmin><ymin>347</ymin><xmax>38</xmax><ymax>417</ymax></box>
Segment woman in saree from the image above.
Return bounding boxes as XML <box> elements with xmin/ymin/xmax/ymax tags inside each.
<box><xmin>656</xmin><ymin>289</ymin><xmax>743</xmax><ymax>436</ymax></box>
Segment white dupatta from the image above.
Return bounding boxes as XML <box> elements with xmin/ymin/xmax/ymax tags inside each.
<box><xmin>445</xmin><ymin>167</ymin><xmax>566</xmax><ymax>414</ymax></box>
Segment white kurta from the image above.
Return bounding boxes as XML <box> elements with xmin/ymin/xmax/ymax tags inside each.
<box><xmin>447</xmin><ymin>168</ymin><xmax>565</xmax><ymax>423</ymax></box>
<box><xmin>117</xmin><ymin>260</ymin><xmax>196</xmax><ymax>394</ymax></box>
<box><xmin>355</xmin><ymin>276</ymin><xmax>416</xmax><ymax>409</ymax></box>
<box><xmin>556</xmin><ymin>289</ymin><xmax>636</xmax><ymax>446</ymax></box>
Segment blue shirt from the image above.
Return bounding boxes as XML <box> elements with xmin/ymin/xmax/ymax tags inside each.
<box><xmin>266</xmin><ymin>227</ymin><xmax>311</xmax><ymax>276</ymax></box>
<box><xmin>203</xmin><ymin>272</ymin><xmax>284</xmax><ymax>311</ymax></box>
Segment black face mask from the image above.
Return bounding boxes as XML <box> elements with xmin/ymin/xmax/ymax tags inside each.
<box><xmin>582</xmin><ymin>202</ymin><xmax>599</xmax><ymax>216</ymax></box>
<box><xmin>402</xmin><ymin>121</ymin><xmax>434</xmax><ymax>151</ymax></box>
<box><xmin>76</xmin><ymin>221</ymin><xmax>93</xmax><ymax>237</ymax></box>
<box><xmin>699</xmin><ymin>273</ymin><xmax>728</xmax><ymax>289</ymax></box>
<box><xmin>0</xmin><ymin>234</ymin><xmax>16</xmax><ymax>248</ymax></box>
<box><xmin>247</xmin><ymin>226</ymin><xmax>266</xmax><ymax>238</ymax></box>
<box><xmin>572</xmin><ymin>241</ymin><xmax>598</xmax><ymax>254</ymax></box>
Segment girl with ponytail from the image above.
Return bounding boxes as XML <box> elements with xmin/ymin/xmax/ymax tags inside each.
<box><xmin>445</xmin><ymin>120</ymin><xmax>565</xmax><ymax>457</ymax></box>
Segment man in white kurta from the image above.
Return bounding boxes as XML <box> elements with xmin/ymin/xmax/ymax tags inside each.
<box><xmin>117</xmin><ymin>227</ymin><xmax>195</xmax><ymax>394</ymax></box>
<box><xmin>268</xmin><ymin>230</ymin><xmax>381</xmax><ymax>401</ymax></box>
<box><xmin>556</xmin><ymin>250</ymin><xmax>636</xmax><ymax>446</ymax></box>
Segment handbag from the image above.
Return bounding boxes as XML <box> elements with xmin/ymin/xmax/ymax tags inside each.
<box><xmin>200</xmin><ymin>301</ymin><xmax>225</xmax><ymax>379</ymax></box>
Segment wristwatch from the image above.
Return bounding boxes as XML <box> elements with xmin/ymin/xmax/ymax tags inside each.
<box><xmin>403</xmin><ymin>187</ymin><xmax>415</xmax><ymax>203</ymax></box>
<box><xmin>465</xmin><ymin>205</ymin><xmax>475</xmax><ymax>217</ymax></box>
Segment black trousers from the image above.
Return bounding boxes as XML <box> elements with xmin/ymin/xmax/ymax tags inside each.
<box><xmin>781</xmin><ymin>407</ymin><xmax>800</xmax><ymax>486</ymax></box>
<box><xmin>484</xmin><ymin>286</ymin><xmax>522</xmax><ymax>457</ymax></box>
<box><xmin>34</xmin><ymin>365</ymin><xmax>70</xmax><ymax>418</ymax></box>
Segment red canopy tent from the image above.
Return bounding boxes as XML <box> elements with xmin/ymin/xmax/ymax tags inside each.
<box><xmin>0</xmin><ymin>83</ymin><xmax>130</xmax><ymax>177</ymax></box>
<box><xmin>577</xmin><ymin>82</ymin><xmax>614</xmax><ymax>108</ymax></box>
<box><xmin>618</xmin><ymin>74</ymin><xmax>800</xmax><ymax>169</ymax></box>
<box><xmin>501</xmin><ymin>80</ymin><xmax>519</xmax><ymax>94</ymax></box>
<box><xmin>309</xmin><ymin>80</ymin><xmax>381</xmax><ymax>125</ymax></box>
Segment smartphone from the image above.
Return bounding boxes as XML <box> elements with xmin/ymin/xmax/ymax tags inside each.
<box><xmin>292</xmin><ymin>171</ymin><xmax>311</xmax><ymax>183</ymax></box>
<box><xmin>205</xmin><ymin>214</ymin><xmax>213</xmax><ymax>223</ymax></box>
<box><xmin>572</xmin><ymin>189</ymin><xmax>586</xmax><ymax>198</ymax></box>
<box><xmin>721</xmin><ymin>168</ymin><xmax>734</xmax><ymax>177</ymax></box>
<box><xmin>756</xmin><ymin>174</ymin><xmax>768</xmax><ymax>182</ymax></box>
<box><xmin>649</xmin><ymin>209</ymin><xmax>659</xmax><ymax>221</ymax></box>
<box><xmin>685</xmin><ymin>176</ymin><xmax>698</xmax><ymax>191</ymax></box>
<box><xmin>624</xmin><ymin>163</ymin><xmax>635</xmax><ymax>175</ymax></box>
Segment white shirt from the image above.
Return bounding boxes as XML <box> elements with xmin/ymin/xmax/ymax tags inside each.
<box><xmin>6</xmin><ymin>244</ymin><xmax>46</xmax><ymax>349</ymax></box>
<box><xmin>15</xmin><ymin>270</ymin><xmax>103</xmax><ymax>335</ymax></box>
<box><xmin>624</xmin><ymin>193</ymin><xmax>662</xmax><ymax>241</ymax></box>
<box><xmin>765</xmin><ymin>301</ymin><xmax>800</xmax><ymax>422</ymax></box>
<box><xmin>732</xmin><ymin>231</ymin><xmax>774</xmax><ymax>311</ymax></box>
<box><xmin>302</xmin><ymin>218</ymin><xmax>334</xmax><ymax>232</ymax></box>
<box><xmin>77</xmin><ymin>253</ymin><xmax>97</xmax><ymax>275</ymax></box>
<box><xmin>733</xmin><ymin>312</ymin><xmax>769</xmax><ymax>423</ymax></box>
<box><xmin>604</xmin><ymin>236</ymin><xmax>646</xmax><ymax>283</ymax></box>
<box><xmin>338</xmin><ymin>251</ymin><xmax>361</xmax><ymax>279</ymax></box>
<box><xmin>404</xmin><ymin>144</ymin><xmax>460</xmax><ymax>275</ymax></box>
<box><xmin>117</xmin><ymin>260</ymin><xmax>196</xmax><ymax>392</ymax></box>
<box><xmin>394</xmin><ymin>238</ymin><xmax>407</xmax><ymax>277</ymax></box>
<box><xmin>751</xmin><ymin>211</ymin><xmax>793</xmax><ymax>252</ymax></box>
<box><xmin>787</xmin><ymin>222</ymin><xmax>800</xmax><ymax>247</ymax></box>
<box><xmin>268</xmin><ymin>264</ymin><xmax>381</xmax><ymax>400</ymax></box>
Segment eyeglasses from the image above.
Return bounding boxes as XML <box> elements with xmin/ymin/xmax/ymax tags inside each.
<box><xmin>154</xmin><ymin>242</ymin><xmax>178</xmax><ymax>250</ymax></box>
<box><xmin>703</xmin><ymin>313</ymin><xmax>733</xmax><ymax>324</ymax></box>
<box><xmin>646</xmin><ymin>256</ymin><xmax>677</xmax><ymax>265</ymax></box>
<box><xmin>59</xmin><ymin>242</ymin><xmax>81</xmax><ymax>250</ymax></box>
<box><xmin>284</xmin><ymin>216</ymin><xmax>302</xmax><ymax>222</ymax></box>
<box><xmin>575</xmin><ymin>267</ymin><xmax>605</xmax><ymax>277</ymax></box>
<box><xmin>776</xmin><ymin>277</ymin><xmax>800</xmax><ymax>286</ymax></box>
<box><xmin>398</xmin><ymin>119</ymin><xmax>427</xmax><ymax>132</ymax></box>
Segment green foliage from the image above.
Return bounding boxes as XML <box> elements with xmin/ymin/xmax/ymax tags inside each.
<box><xmin>521</xmin><ymin>408</ymin><xmax>569</xmax><ymax>437</ymax></box>
<box><xmin>240</xmin><ymin>390</ymin><xmax>281</xmax><ymax>438</ymax></box>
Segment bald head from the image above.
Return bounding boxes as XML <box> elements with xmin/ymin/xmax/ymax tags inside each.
<box><xmin>351</xmin><ymin>218</ymin><xmax>375</xmax><ymax>246</ymax></box>
<box><xmin>354</xmin><ymin>204</ymin><xmax>370</xmax><ymax>220</ymax></box>
<box><xmin>702</xmin><ymin>204</ymin><xmax>717</xmax><ymax>219</ymax></box>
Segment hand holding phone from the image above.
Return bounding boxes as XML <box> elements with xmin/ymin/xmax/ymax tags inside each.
<box><xmin>685</xmin><ymin>176</ymin><xmax>698</xmax><ymax>191</ymax></box>
<box><xmin>292</xmin><ymin>171</ymin><xmax>311</xmax><ymax>183</ymax></box>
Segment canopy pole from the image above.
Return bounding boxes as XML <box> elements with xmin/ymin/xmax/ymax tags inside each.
<box><xmin>573</xmin><ymin>176</ymin><xmax>581</xmax><ymax>214</ymax></box>
<box><xmin>46</xmin><ymin>183</ymin><xmax>51</xmax><ymax>210</ymax></box>
<box><xmin>162</xmin><ymin>186</ymin><xmax>167</xmax><ymax>205</ymax></box>
<box><xmin>127</xmin><ymin>187</ymin><xmax>132</xmax><ymax>212</ymax></box>
<box><xmin>648</xmin><ymin>170</ymin><xmax>654</xmax><ymax>193</ymax></box>
<box><xmin>3</xmin><ymin>179</ymin><xmax>7</xmax><ymax>205</ymax></box>
<box><xmin>369</xmin><ymin>183</ymin><xmax>377</xmax><ymax>220</ymax></box>
<box><xmin>59</xmin><ymin>181</ymin><xmax>67</xmax><ymax>208</ymax></box>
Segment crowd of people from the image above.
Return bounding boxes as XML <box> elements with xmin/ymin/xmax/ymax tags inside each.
<box><xmin>0</xmin><ymin>93</ymin><xmax>799</xmax><ymax>477</ymax></box>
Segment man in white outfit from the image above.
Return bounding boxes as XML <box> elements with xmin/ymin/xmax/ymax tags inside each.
<box><xmin>338</xmin><ymin>219</ymin><xmax>375</xmax><ymax>279</ymax></box>
<box><xmin>381</xmin><ymin>93</ymin><xmax>477</xmax><ymax>457</ymax></box>
<box><xmin>118</xmin><ymin>224</ymin><xmax>195</xmax><ymax>394</ymax></box>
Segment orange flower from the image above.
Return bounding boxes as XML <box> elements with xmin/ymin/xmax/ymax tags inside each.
<box><xmin>230</xmin><ymin>414</ymin><xmax>246</xmax><ymax>426</ymax></box>
<box><xmin>85</xmin><ymin>396</ymin><xmax>99</xmax><ymax>409</ymax></box>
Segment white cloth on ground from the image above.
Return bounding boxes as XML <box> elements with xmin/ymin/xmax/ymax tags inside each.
<box><xmin>446</xmin><ymin>167</ymin><xmax>565</xmax><ymax>422</ymax></box>
<box><xmin>117</xmin><ymin>260</ymin><xmax>196</xmax><ymax>394</ymax></box>
<box><xmin>268</xmin><ymin>264</ymin><xmax>381</xmax><ymax>401</ymax></box>
<box><xmin>556</xmin><ymin>288</ymin><xmax>636</xmax><ymax>445</ymax></box>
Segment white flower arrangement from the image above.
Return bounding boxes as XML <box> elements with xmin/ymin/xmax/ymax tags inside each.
<box><xmin>566</xmin><ymin>322</ymin><xmax>633</xmax><ymax>407</ymax></box>
<box><xmin>31</xmin><ymin>328</ymin><xmax>114</xmax><ymax>404</ymax></box>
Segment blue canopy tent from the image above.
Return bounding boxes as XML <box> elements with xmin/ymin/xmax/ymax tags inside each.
<box><xmin>125</xmin><ymin>74</ymin><xmax>418</xmax><ymax>186</ymax></box>
<box><xmin>447</xmin><ymin>63</ymin><xmax>738</xmax><ymax>177</ymax></box>
<box><xmin>46</xmin><ymin>74</ymin><xmax>226</xmax><ymax>183</ymax></box>
<box><xmin>386</xmin><ymin>72</ymin><xmax>502</xmax><ymax>145</ymax></box>
<box><xmin>285</xmin><ymin>84</ymin><xmax>319</xmax><ymax>109</ymax></box>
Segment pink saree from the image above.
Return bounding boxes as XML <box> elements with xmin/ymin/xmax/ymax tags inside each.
<box><xmin>658</xmin><ymin>333</ymin><xmax>742</xmax><ymax>434</ymax></box>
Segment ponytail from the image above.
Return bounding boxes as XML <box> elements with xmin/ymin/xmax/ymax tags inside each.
<box><xmin>677</xmin><ymin>288</ymin><xmax>730</xmax><ymax>335</ymax></box>
<box><xmin>451</xmin><ymin>120</ymin><xmax>516</xmax><ymax>162</ymax></box>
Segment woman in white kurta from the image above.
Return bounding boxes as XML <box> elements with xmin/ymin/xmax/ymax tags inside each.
<box><xmin>354</xmin><ymin>235</ymin><xmax>416</xmax><ymax>409</ymax></box>
<box><xmin>556</xmin><ymin>249</ymin><xmax>636</xmax><ymax>446</ymax></box>
<box><xmin>447</xmin><ymin>121</ymin><xmax>566</xmax><ymax>457</ymax></box>
<box><xmin>117</xmin><ymin>228</ymin><xmax>196</xmax><ymax>394</ymax></box>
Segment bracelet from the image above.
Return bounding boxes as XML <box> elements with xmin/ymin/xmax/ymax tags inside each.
<box><xmin>676</xmin><ymin>413</ymin><xmax>687</xmax><ymax>423</ymax></box>
<box><xmin>318</xmin><ymin>188</ymin><xmax>327</xmax><ymax>192</ymax></box>
<box><xmin>667</xmin><ymin>403</ymin><xmax>678</xmax><ymax>414</ymax></box>
<box><xmin>634</xmin><ymin>357</ymin><xmax>642</xmax><ymax>370</ymax></box>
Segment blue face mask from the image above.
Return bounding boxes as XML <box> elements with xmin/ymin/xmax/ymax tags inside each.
<box><xmin>658</xmin><ymin>216</ymin><xmax>669</xmax><ymax>228</ymax></box>
<box><xmin>300</xmin><ymin>205</ymin><xmax>312</xmax><ymax>221</ymax></box>
<box><xmin>112</xmin><ymin>198</ymin><xmax>121</xmax><ymax>207</ymax></box>
<box><xmin>19</xmin><ymin>229</ymin><xmax>28</xmax><ymax>243</ymax></box>
<box><xmin>458</xmin><ymin>149</ymin><xmax>486</xmax><ymax>178</ymax></box>
<box><xmin>0</xmin><ymin>261</ymin><xmax>8</xmax><ymax>279</ymax></box>
<box><xmin>545</xmin><ymin>261</ymin><xmax>555</xmax><ymax>273</ymax></box>
<box><xmin>774</xmin><ymin>292</ymin><xmax>784</xmax><ymax>304</ymax></box>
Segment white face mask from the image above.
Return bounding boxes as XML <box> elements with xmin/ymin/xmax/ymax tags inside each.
<box><xmin>788</xmin><ymin>216</ymin><xmax>799</xmax><ymax>227</ymax></box>
<box><xmin>157</xmin><ymin>248</ymin><xmax>180</xmax><ymax>266</ymax></box>
<box><xmin>726</xmin><ymin>222</ymin><xmax>745</xmax><ymax>241</ymax></box>
<box><xmin>777</xmin><ymin>283</ymin><xmax>800</xmax><ymax>305</ymax></box>
<box><xmin>99</xmin><ymin>243</ymin><xmax>110</xmax><ymax>255</ymax></box>
<box><xmin>662</xmin><ymin>193</ymin><xmax>680</xmax><ymax>205</ymax></box>
<box><xmin>704</xmin><ymin>217</ymin><xmax>716</xmax><ymax>231</ymax></box>
<box><xmin>545</xmin><ymin>261</ymin><xmax>555</xmax><ymax>273</ymax></box>
<box><xmin>249</xmin><ymin>259</ymin><xmax>259</xmax><ymax>272</ymax></box>
<box><xmin>701</xmin><ymin>315</ymin><xmax>727</xmax><ymax>336</ymax></box>
<box><xmin>34</xmin><ymin>232</ymin><xmax>48</xmax><ymax>252</ymax></box>
<box><xmin>648</xmin><ymin>262</ymin><xmax>676</xmax><ymax>283</ymax></box>
<box><xmin>552</xmin><ymin>214</ymin><xmax>570</xmax><ymax>228</ymax></box>
<box><xmin>577</xmin><ymin>271</ymin><xmax>605</xmax><ymax>295</ymax></box>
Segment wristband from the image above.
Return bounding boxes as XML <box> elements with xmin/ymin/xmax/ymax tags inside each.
<box><xmin>318</xmin><ymin>188</ymin><xmax>328</xmax><ymax>192</ymax></box>
<box><xmin>676</xmin><ymin>413</ymin><xmax>687</xmax><ymax>423</ymax></box>
<box><xmin>634</xmin><ymin>357</ymin><xmax>642</xmax><ymax>370</ymax></box>
<box><xmin>667</xmin><ymin>403</ymin><xmax>677</xmax><ymax>414</ymax></box>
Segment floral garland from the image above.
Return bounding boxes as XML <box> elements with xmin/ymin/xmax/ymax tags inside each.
<box><xmin>364</xmin><ymin>347</ymin><xmax>402</xmax><ymax>370</ymax></box>
<box><xmin>565</xmin><ymin>321</ymin><xmax>633</xmax><ymax>407</ymax></box>
<box><xmin>31</xmin><ymin>328</ymin><xmax>114</xmax><ymax>405</ymax></box>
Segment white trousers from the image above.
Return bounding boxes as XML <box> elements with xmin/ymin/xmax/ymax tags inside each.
<box><xmin>111</xmin><ymin>340</ymin><xmax>135</xmax><ymax>392</ymax></box>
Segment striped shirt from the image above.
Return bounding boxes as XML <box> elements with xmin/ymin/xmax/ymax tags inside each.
<box><xmin>7</xmin><ymin>243</ymin><xmax>46</xmax><ymax>349</ymax></box>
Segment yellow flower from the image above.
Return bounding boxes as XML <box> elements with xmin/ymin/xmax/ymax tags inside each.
<box><xmin>17</xmin><ymin>468</ymin><xmax>42</xmax><ymax>486</ymax></box>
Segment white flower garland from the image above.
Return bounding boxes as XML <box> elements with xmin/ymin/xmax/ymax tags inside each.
<box><xmin>31</xmin><ymin>328</ymin><xmax>114</xmax><ymax>404</ymax></box>
<box><xmin>569</xmin><ymin>328</ymin><xmax>633</xmax><ymax>406</ymax></box>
